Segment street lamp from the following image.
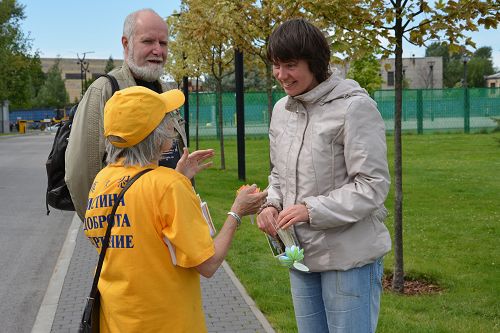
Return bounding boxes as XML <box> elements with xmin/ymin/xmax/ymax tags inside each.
<box><xmin>462</xmin><ymin>54</ymin><xmax>470</xmax><ymax>88</ymax></box>
<box><xmin>77</xmin><ymin>51</ymin><xmax>94</xmax><ymax>98</ymax></box>
<box><xmin>427</xmin><ymin>61</ymin><xmax>435</xmax><ymax>89</ymax></box>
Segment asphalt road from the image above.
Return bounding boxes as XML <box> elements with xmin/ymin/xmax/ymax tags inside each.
<box><xmin>0</xmin><ymin>133</ymin><xmax>73</xmax><ymax>333</ymax></box>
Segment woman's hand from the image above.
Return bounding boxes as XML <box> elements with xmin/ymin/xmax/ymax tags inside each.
<box><xmin>175</xmin><ymin>148</ymin><xmax>214</xmax><ymax>179</ymax></box>
<box><xmin>230</xmin><ymin>184</ymin><xmax>268</xmax><ymax>217</ymax></box>
<box><xmin>276</xmin><ymin>204</ymin><xmax>309</xmax><ymax>230</ymax></box>
<box><xmin>257</xmin><ymin>207</ymin><xmax>279</xmax><ymax>237</ymax></box>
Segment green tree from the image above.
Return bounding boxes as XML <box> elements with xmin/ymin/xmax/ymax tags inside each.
<box><xmin>225</xmin><ymin>0</ymin><xmax>311</xmax><ymax>121</ymax></box>
<box><xmin>170</xmin><ymin>0</ymin><xmax>237</xmax><ymax>170</ymax></box>
<box><xmin>0</xmin><ymin>0</ymin><xmax>43</xmax><ymax>108</ymax></box>
<box><xmin>427</xmin><ymin>43</ymin><xmax>495</xmax><ymax>87</ymax></box>
<box><xmin>36</xmin><ymin>58</ymin><xmax>69</xmax><ymax>108</ymax></box>
<box><xmin>104</xmin><ymin>56</ymin><xmax>115</xmax><ymax>73</ymax></box>
<box><xmin>426</xmin><ymin>42</ymin><xmax>450</xmax><ymax>64</ymax></box>
<box><xmin>204</xmin><ymin>54</ymin><xmax>268</xmax><ymax>92</ymax></box>
<box><xmin>467</xmin><ymin>47</ymin><xmax>494</xmax><ymax>87</ymax></box>
<box><xmin>347</xmin><ymin>53</ymin><xmax>383</xmax><ymax>95</ymax></box>
<box><xmin>426</xmin><ymin>42</ymin><xmax>459</xmax><ymax>87</ymax></box>
<box><xmin>447</xmin><ymin>58</ymin><xmax>465</xmax><ymax>87</ymax></box>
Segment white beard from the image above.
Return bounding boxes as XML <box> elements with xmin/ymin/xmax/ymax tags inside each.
<box><xmin>127</xmin><ymin>47</ymin><xmax>165</xmax><ymax>82</ymax></box>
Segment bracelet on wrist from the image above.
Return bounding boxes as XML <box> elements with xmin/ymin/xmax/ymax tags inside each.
<box><xmin>258</xmin><ymin>201</ymin><xmax>282</xmax><ymax>214</ymax></box>
<box><xmin>227</xmin><ymin>211</ymin><xmax>242</xmax><ymax>228</ymax></box>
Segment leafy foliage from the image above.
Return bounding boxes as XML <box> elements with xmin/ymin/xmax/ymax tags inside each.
<box><xmin>0</xmin><ymin>0</ymin><xmax>44</xmax><ymax>108</ymax></box>
<box><xmin>204</xmin><ymin>53</ymin><xmax>268</xmax><ymax>92</ymax></box>
<box><xmin>427</xmin><ymin>43</ymin><xmax>496</xmax><ymax>87</ymax></box>
<box><xmin>467</xmin><ymin>47</ymin><xmax>495</xmax><ymax>87</ymax></box>
<box><xmin>104</xmin><ymin>56</ymin><xmax>115</xmax><ymax>73</ymax></box>
<box><xmin>168</xmin><ymin>0</ymin><xmax>240</xmax><ymax>169</ymax></box>
<box><xmin>347</xmin><ymin>53</ymin><xmax>383</xmax><ymax>95</ymax></box>
<box><xmin>35</xmin><ymin>58</ymin><xmax>69</xmax><ymax>108</ymax></box>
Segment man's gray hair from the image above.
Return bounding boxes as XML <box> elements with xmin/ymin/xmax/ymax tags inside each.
<box><xmin>105</xmin><ymin>115</ymin><xmax>177</xmax><ymax>167</ymax></box>
<box><xmin>123</xmin><ymin>8</ymin><xmax>162</xmax><ymax>41</ymax></box>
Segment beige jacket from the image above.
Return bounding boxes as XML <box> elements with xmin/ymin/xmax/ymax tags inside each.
<box><xmin>65</xmin><ymin>63</ymin><xmax>186</xmax><ymax>220</ymax></box>
<box><xmin>267</xmin><ymin>75</ymin><xmax>391</xmax><ymax>271</ymax></box>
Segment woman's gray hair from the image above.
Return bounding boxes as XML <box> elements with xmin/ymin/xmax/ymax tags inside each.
<box><xmin>123</xmin><ymin>8</ymin><xmax>161</xmax><ymax>41</ymax></box>
<box><xmin>105</xmin><ymin>115</ymin><xmax>177</xmax><ymax>167</ymax></box>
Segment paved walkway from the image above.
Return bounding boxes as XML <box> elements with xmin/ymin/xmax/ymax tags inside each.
<box><xmin>33</xmin><ymin>214</ymin><xmax>275</xmax><ymax>333</ymax></box>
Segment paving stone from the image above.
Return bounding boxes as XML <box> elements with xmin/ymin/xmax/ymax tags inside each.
<box><xmin>49</xmin><ymin>226</ymin><xmax>274</xmax><ymax>332</ymax></box>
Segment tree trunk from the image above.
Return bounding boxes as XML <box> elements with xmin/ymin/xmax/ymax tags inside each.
<box><xmin>265</xmin><ymin>61</ymin><xmax>273</xmax><ymax>124</ymax></box>
<box><xmin>392</xmin><ymin>0</ymin><xmax>405</xmax><ymax>294</ymax></box>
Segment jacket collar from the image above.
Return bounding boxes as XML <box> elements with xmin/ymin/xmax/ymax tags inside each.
<box><xmin>284</xmin><ymin>74</ymin><xmax>368</xmax><ymax>112</ymax></box>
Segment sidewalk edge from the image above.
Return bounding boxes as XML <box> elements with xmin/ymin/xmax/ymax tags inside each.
<box><xmin>31</xmin><ymin>214</ymin><xmax>80</xmax><ymax>333</ymax></box>
<box><xmin>222</xmin><ymin>261</ymin><xmax>276</xmax><ymax>333</ymax></box>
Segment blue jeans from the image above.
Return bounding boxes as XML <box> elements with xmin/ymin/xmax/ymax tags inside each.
<box><xmin>289</xmin><ymin>258</ymin><xmax>384</xmax><ymax>333</ymax></box>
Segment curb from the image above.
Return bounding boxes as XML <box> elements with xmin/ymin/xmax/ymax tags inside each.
<box><xmin>222</xmin><ymin>261</ymin><xmax>276</xmax><ymax>333</ymax></box>
<box><xmin>31</xmin><ymin>214</ymin><xmax>80</xmax><ymax>333</ymax></box>
<box><xmin>31</xmin><ymin>213</ymin><xmax>275</xmax><ymax>333</ymax></box>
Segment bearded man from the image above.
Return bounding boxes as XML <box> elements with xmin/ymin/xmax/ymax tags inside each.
<box><xmin>66</xmin><ymin>9</ymin><xmax>212</xmax><ymax>220</ymax></box>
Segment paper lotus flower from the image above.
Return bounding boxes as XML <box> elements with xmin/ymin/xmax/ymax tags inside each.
<box><xmin>278</xmin><ymin>245</ymin><xmax>309</xmax><ymax>272</ymax></box>
<box><xmin>237</xmin><ymin>184</ymin><xmax>261</xmax><ymax>224</ymax></box>
<box><xmin>237</xmin><ymin>184</ymin><xmax>261</xmax><ymax>194</ymax></box>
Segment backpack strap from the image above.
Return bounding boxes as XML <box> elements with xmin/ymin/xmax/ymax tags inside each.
<box><xmin>100</xmin><ymin>74</ymin><xmax>119</xmax><ymax>166</ymax></box>
<box><xmin>101</xmin><ymin>74</ymin><xmax>119</xmax><ymax>95</ymax></box>
<box><xmin>81</xmin><ymin>168</ymin><xmax>153</xmax><ymax>327</ymax></box>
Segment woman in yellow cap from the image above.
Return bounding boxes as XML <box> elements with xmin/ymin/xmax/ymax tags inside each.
<box><xmin>84</xmin><ymin>86</ymin><xmax>267</xmax><ymax>332</ymax></box>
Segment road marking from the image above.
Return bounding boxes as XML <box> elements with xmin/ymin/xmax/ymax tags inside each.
<box><xmin>31</xmin><ymin>214</ymin><xmax>80</xmax><ymax>333</ymax></box>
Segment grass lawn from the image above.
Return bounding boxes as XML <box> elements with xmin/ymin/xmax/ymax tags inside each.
<box><xmin>193</xmin><ymin>132</ymin><xmax>500</xmax><ymax>333</ymax></box>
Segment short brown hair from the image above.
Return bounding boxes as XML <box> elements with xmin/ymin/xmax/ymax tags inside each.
<box><xmin>267</xmin><ymin>19</ymin><xmax>331</xmax><ymax>83</ymax></box>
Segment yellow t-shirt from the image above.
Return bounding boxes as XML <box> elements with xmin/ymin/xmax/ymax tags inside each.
<box><xmin>84</xmin><ymin>163</ymin><xmax>215</xmax><ymax>333</ymax></box>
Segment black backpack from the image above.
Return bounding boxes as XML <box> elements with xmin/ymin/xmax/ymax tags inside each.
<box><xmin>46</xmin><ymin>74</ymin><xmax>119</xmax><ymax>215</ymax></box>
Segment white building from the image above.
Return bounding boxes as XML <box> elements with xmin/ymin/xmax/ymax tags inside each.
<box><xmin>379</xmin><ymin>56</ymin><xmax>443</xmax><ymax>89</ymax></box>
<box><xmin>484</xmin><ymin>73</ymin><xmax>500</xmax><ymax>88</ymax></box>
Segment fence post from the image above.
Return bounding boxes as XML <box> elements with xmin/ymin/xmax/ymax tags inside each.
<box><xmin>235</xmin><ymin>49</ymin><xmax>246</xmax><ymax>181</ymax></box>
<box><xmin>183</xmin><ymin>76</ymin><xmax>190</xmax><ymax>147</ymax></box>
<box><xmin>416</xmin><ymin>89</ymin><xmax>423</xmax><ymax>134</ymax></box>
<box><xmin>464</xmin><ymin>87</ymin><xmax>470</xmax><ymax>133</ymax></box>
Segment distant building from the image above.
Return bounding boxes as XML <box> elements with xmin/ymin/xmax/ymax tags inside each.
<box><xmin>484</xmin><ymin>73</ymin><xmax>500</xmax><ymax>88</ymax></box>
<box><xmin>330</xmin><ymin>56</ymin><xmax>443</xmax><ymax>91</ymax></box>
<box><xmin>379</xmin><ymin>56</ymin><xmax>443</xmax><ymax>89</ymax></box>
<box><xmin>41</xmin><ymin>58</ymin><xmax>123</xmax><ymax>103</ymax></box>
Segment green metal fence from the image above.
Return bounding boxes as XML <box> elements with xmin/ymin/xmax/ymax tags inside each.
<box><xmin>373</xmin><ymin>88</ymin><xmax>500</xmax><ymax>133</ymax></box>
<box><xmin>183</xmin><ymin>87</ymin><xmax>500</xmax><ymax>137</ymax></box>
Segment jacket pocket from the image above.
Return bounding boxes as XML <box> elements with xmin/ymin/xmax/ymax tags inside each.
<box><xmin>372</xmin><ymin>206</ymin><xmax>388</xmax><ymax>223</ymax></box>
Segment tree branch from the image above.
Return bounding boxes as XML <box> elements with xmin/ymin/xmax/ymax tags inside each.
<box><xmin>402</xmin><ymin>8</ymin><xmax>425</xmax><ymax>30</ymax></box>
<box><xmin>402</xmin><ymin>34</ymin><xmax>415</xmax><ymax>45</ymax></box>
<box><xmin>403</xmin><ymin>18</ymin><xmax>432</xmax><ymax>34</ymax></box>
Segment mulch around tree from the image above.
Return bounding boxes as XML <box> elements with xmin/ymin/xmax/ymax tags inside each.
<box><xmin>383</xmin><ymin>274</ymin><xmax>443</xmax><ymax>295</ymax></box>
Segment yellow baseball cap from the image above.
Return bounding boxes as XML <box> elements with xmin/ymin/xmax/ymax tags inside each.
<box><xmin>104</xmin><ymin>86</ymin><xmax>185</xmax><ymax>148</ymax></box>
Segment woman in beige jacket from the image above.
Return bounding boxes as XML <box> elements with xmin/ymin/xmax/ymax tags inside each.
<box><xmin>257</xmin><ymin>19</ymin><xmax>391</xmax><ymax>333</ymax></box>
